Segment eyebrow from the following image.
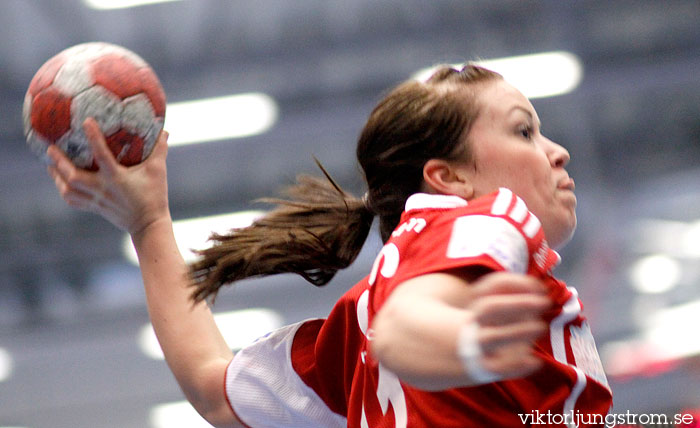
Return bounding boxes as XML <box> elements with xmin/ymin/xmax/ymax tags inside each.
<box><xmin>508</xmin><ymin>106</ymin><xmax>542</xmax><ymax>128</ymax></box>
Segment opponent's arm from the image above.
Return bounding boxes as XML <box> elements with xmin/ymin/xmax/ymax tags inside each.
<box><xmin>47</xmin><ymin>119</ymin><xmax>242</xmax><ymax>427</ymax></box>
<box><xmin>370</xmin><ymin>271</ymin><xmax>551</xmax><ymax>391</ymax></box>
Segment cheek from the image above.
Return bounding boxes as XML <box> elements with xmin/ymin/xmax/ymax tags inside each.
<box><xmin>471</xmin><ymin>166</ymin><xmax>519</xmax><ymax>197</ymax></box>
<box><xmin>500</xmin><ymin>160</ymin><xmax>550</xmax><ymax>197</ymax></box>
<box><xmin>470</xmin><ymin>144</ymin><xmax>552</xmax><ymax>198</ymax></box>
<box><xmin>515</xmin><ymin>157</ymin><xmax>554</xmax><ymax>196</ymax></box>
<box><xmin>499</xmin><ymin>164</ymin><xmax>554</xmax><ymax>221</ymax></box>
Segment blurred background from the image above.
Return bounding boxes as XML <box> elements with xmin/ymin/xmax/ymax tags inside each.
<box><xmin>1</xmin><ymin>0</ymin><xmax>700</xmax><ymax>427</ymax></box>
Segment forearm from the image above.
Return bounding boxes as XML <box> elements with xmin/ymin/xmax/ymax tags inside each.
<box><xmin>370</xmin><ymin>271</ymin><xmax>549</xmax><ymax>391</ymax></box>
<box><xmin>371</xmin><ymin>285</ymin><xmax>473</xmax><ymax>390</ymax></box>
<box><xmin>131</xmin><ymin>216</ymin><xmax>235</xmax><ymax>420</ymax></box>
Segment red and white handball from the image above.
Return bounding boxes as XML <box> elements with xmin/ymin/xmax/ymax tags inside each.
<box><xmin>22</xmin><ymin>42</ymin><xmax>166</xmax><ymax>170</ymax></box>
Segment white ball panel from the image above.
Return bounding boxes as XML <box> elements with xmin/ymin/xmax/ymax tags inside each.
<box><xmin>141</xmin><ymin>117</ymin><xmax>164</xmax><ymax>161</ymax></box>
<box><xmin>53</xmin><ymin>58</ymin><xmax>94</xmax><ymax>95</ymax></box>
<box><xmin>26</xmin><ymin>130</ymin><xmax>51</xmax><ymax>160</ymax></box>
<box><xmin>57</xmin><ymin>131</ymin><xmax>93</xmax><ymax>169</ymax></box>
<box><xmin>60</xmin><ymin>43</ymin><xmax>100</xmax><ymax>60</ymax></box>
<box><xmin>62</xmin><ymin>42</ymin><xmax>114</xmax><ymax>62</ymax></box>
<box><xmin>64</xmin><ymin>42</ymin><xmax>145</xmax><ymax>68</ymax></box>
<box><xmin>71</xmin><ymin>86</ymin><xmax>123</xmax><ymax>136</ymax></box>
<box><xmin>121</xmin><ymin>94</ymin><xmax>155</xmax><ymax>136</ymax></box>
<box><xmin>22</xmin><ymin>93</ymin><xmax>33</xmax><ymax>137</ymax></box>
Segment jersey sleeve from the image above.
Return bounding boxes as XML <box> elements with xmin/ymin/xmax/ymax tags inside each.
<box><xmin>224</xmin><ymin>321</ymin><xmax>347</xmax><ymax>428</ymax></box>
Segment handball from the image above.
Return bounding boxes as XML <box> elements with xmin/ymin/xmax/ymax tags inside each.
<box><xmin>22</xmin><ymin>42</ymin><xmax>166</xmax><ymax>170</ymax></box>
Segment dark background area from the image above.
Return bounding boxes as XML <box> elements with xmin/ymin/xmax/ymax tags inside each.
<box><xmin>1</xmin><ymin>1</ymin><xmax>699</xmax><ymax>426</ymax></box>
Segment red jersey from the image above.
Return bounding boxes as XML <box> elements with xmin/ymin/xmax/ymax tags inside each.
<box><xmin>225</xmin><ymin>189</ymin><xmax>613</xmax><ymax>427</ymax></box>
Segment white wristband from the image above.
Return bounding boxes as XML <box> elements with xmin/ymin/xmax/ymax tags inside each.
<box><xmin>456</xmin><ymin>322</ymin><xmax>502</xmax><ymax>384</ymax></box>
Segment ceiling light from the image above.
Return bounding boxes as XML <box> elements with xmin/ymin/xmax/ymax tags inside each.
<box><xmin>600</xmin><ymin>339</ymin><xmax>678</xmax><ymax>378</ymax></box>
<box><xmin>680</xmin><ymin>220</ymin><xmax>700</xmax><ymax>258</ymax></box>
<box><xmin>413</xmin><ymin>51</ymin><xmax>583</xmax><ymax>99</ymax></box>
<box><xmin>0</xmin><ymin>347</ymin><xmax>12</xmax><ymax>382</ymax></box>
<box><xmin>139</xmin><ymin>308</ymin><xmax>283</xmax><ymax>359</ymax></box>
<box><xmin>123</xmin><ymin>210</ymin><xmax>265</xmax><ymax>265</ymax></box>
<box><xmin>629</xmin><ymin>254</ymin><xmax>681</xmax><ymax>294</ymax></box>
<box><xmin>644</xmin><ymin>299</ymin><xmax>700</xmax><ymax>359</ymax></box>
<box><xmin>150</xmin><ymin>400</ymin><xmax>213</xmax><ymax>428</ymax></box>
<box><xmin>83</xmin><ymin>0</ymin><xmax>182</xmax><ymax>9</ymax></box>
<box><xmin>479</xmin><ymin>51</ymin><xmax>583</xmax><ymax>98</ymax></box>
<box><xmin>601</xmin><ymin>299</ymin><xmax>700</xmax><ymax>377</ymax></box>
<box><xmin>631</xmin><ymin>219</ymin><xmax>688</xmax><ymax>256</ymax></box>
<box><xmin>165</xmin><ymin>93</ymin><xmax>278</xmax><ymax>146</ymax></box>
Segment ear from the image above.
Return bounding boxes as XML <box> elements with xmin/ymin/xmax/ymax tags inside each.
<box><xmin>422</xmin><ymin>159</ymin><xmax>475</xmax><ymax>200</ymax></box>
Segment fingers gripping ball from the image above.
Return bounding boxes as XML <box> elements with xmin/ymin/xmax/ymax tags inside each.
<box><xmin>22</xmin><ymin>42</ymin><xmax>166</xmax><ymax>170</ymax></box>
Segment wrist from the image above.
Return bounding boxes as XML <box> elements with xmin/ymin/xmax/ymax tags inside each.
<box><xmin>130</xmin><ymin>214</ymin><xmax>174</xmax><ymax>246</ymax></box>
<box><xmin>456</xmin><ymin>321</ymin><xmax>502</xmax><ymax>384</ymax></box>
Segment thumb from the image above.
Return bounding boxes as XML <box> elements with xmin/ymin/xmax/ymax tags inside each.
<box><xmin>83</xmin><ymin>117</ymin><xmax>120</xmax><ymax>176</ymax></box>
<box><xmin>149</xmin><ymin>129</ymin><xmax>169</xmax><ymax>162</ymax></box>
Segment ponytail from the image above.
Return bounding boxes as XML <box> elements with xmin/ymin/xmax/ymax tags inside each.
<box><xmin>189</xmin><ymin>64</ymin><xmax>501</xmax><ymax>302</ymax></box>
<box><xmin>189</xmin><ymin>163</ymin><xmax>374</xmax><ymax>302</ymax></box>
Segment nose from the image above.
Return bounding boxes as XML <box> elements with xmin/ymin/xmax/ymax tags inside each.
<box><xmin>545</xmin><ymin>138</ymin><xmax>570</xmax><ymax>168</ymax></box>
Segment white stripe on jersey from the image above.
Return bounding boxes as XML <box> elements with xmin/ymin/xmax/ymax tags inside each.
<box><xmin>361</xmin><ymin>404</ymin><xmax>369</xmax><ymax>428</ymax></box>
<box><xmin>522</xmin><ymin>214</ymin><xmax>542</xmax><ymax>239</ymax></box>
<box><xmin>509</xmin><ymin>196</ymin><xmax>529</xmax><ymax>223</ymax></box>
<box><xmin>404</xmin><ymin>193</ymin><xmax>468</xmax><ymax>211</ymax></box>
<box><xmin>357</xmin><ymin>289</ymin><xmax>370</xmax><ymax>336</ymax></box>
<box><xmin>551</xmin><ymin>287</ymin><xmax>581</xmax><ymax>362</ymax></box>
<box><xmin>490</xmin><ymin>188</ymin><xmax>543</xmax><ymax>239</ymax></box>
<box><xmin>564</xmin><ymin>368</ymin><xmax>588</xmax><ymax>428</ymax></box>
<box><xmin>490</xmin><ymin>188</ymin><xmax>513</xmax><ymax>216</ymax></box>
<box><xmin>550</xmin><ymin>287</ymin><xmax>586</xmax><ymax>427</ymax></box>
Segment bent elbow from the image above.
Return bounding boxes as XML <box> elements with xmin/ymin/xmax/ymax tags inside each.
<box><xmin>199</xmin><ymin>405</ymin><xmax>245</xmax><ymax>428</ymax></box>
<box><xmin>368</xmin><ymin>301</ymin><xmax>404</xmax><ymax>372</ymax></box>
<box><xmin>180</xmin><ymin>358</ymin><xmax>244</xmax><ymax>428</ymax></box>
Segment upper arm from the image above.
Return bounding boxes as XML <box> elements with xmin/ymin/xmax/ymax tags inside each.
<box><xmin>381</xmin><ymin>268</ymin><xmax>484</xmax><ymax>310</ymax></box>
<box><xmin>369</xmin><ymin>272</ymin><xmax>478</xmax><ymax>386</ymax></box>
<box><xmin>371</xmin><ymin>270</ymin><xmax>479</xmax><ymax>344</ymax></box>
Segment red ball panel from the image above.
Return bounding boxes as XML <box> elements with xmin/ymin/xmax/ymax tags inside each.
<box><xmin>27</xmin><ymin>54</ymin><xmax>67</xmax><ymax>96</ymax></box>
<box><xmin>137</xmin><ymin>68</ymin><xmax>166</xmax><ymax>117</ymax></box>
<box><xmin>91</xmin><ymin>54</ymin><xmax>144</xmax><ymax>99</ymax></box>
<box><xmin>106</xmin><ymin>130</ymin><xmax>144</xmax><ymax>167</ymax></box>
<box><xmin>30</xmin><ymin>87</ymin><xmax>72</xmax><ymax>142</ymax></box>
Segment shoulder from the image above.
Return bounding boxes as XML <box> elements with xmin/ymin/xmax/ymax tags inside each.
<box><xmin>367</xmin><ymin>189</ymin><xmax>560</xmax><ymax>308</ymax></box>
<box><xmin>396</xmin><ymin>189</ymin><xmax>549</xmax><ymax>274</ymax></box>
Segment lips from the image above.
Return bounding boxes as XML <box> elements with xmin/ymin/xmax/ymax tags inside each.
<box><xmin>557</xmin><ymin>177</ymin><xmax>575</xmax><ymax>192</ymax></box>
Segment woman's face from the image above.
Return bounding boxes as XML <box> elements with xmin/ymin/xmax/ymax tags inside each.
<box><xmin>459</xmin><ymin>79</ymin><xmax>577</xmax><ymax>248</ymax></box>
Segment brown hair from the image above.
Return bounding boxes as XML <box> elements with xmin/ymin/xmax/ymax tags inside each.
<box><xmin>189</xmin><ymin>64</ymin><xmax>502</xmax><ymax>302</ymax></box>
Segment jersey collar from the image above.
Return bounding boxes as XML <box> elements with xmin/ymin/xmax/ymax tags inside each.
<box><xmin>404</xmin><ymin>193</ymin><xmax>468</xmax><ymax>212</ymax></box>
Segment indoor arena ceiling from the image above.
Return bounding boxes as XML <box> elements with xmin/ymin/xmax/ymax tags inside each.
<box><xmin>1</xmin><ymin>1</ymin><xmax>700</xmax><ymax>427</ymax></box>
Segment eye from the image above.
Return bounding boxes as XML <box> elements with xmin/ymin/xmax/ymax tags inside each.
<box><xmin>518</xmin><ymin>125</ymin><xmax>533</xmax><ymax>140</ymax></box>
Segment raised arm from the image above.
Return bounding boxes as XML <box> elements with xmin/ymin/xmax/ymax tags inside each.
<box><xmin>370</xmin><ymin>270</ymin><xmax>551</xmax><ymax>391</ymax></box>
<box><xmin>47</xmin><ymin>119</ymin><xmax>242</xmax><ymax>427</ymax></box>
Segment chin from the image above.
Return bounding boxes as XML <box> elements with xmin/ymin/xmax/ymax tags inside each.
<box><xmin>554</xmin><ymin>230</ymin><xmax>575</xmax><ymax>250</ymax></box>
<box><xmin>550</xmin><ymin>219</ymin><xmax>577</xmax><ymax>250</ymax></box>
